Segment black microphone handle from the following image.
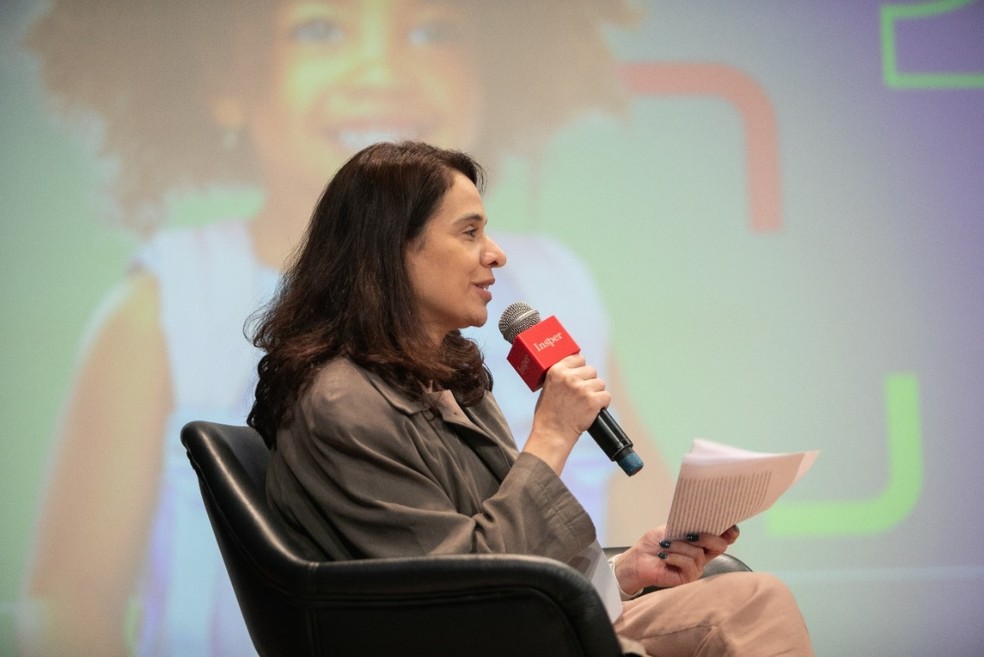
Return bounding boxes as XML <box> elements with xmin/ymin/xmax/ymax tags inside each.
<box><xmin>587</xmin><ymin>408</ymin><xmax>644</xmax><ymax>476</ymax></box>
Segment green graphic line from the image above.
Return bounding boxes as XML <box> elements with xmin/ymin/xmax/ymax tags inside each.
<box><xmin>767</xmin><ymin>373</ymin><xmax>923</xmax><ymax>536</ymax></box>
<box><xmin>881</xmin><ymin>0</ymin><xmax>984</xmax><ymax>88</ymax></box>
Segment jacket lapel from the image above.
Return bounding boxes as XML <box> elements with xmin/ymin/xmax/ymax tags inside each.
<box><xmin>364</xmin><ymin>370</ymin><xmax>515</xmax><ymax>481</ymax></box>
<box><xmin>436</xmin><ymin>393</ymin><xmax>514</xmax><ymax>482</ymax></box>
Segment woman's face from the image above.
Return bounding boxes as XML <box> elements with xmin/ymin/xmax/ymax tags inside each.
<box><xmin>406</xmin><ymin>171</ymin><xmax>506</xmax><ymax>344</ymax></box>
<box><xmin>243</xmin><ymin>0</ymin><xmax>485</xmax><ymax>200</ymax></box>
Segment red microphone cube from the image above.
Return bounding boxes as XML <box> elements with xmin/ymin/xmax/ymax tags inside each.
<box><xmin>505</xmin><ymin>315</ymin><xmax>580</xmax><ymax>391</ymax></box>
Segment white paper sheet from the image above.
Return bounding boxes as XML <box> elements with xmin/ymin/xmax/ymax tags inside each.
<box><xmin>664</xmin><ymin>438</ymin><xmax>819</xmax><ymax>540</ymax></box>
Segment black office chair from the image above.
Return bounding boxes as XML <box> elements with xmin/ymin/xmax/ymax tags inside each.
<box><xmin>181</xmin><ymin>420</ymin><xmax>750</xmax><ymax>657</ymax></box>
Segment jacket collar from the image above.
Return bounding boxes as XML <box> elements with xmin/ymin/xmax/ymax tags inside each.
<box><xmin>360</xmin><ymin>366</ymin><xmax>515</xmax><ymax>480</ymax></box>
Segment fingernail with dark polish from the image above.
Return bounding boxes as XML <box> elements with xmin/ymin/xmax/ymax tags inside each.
<box><xmin>657</xmin><ymin>552</ymin><xmax>668</xmax><ymax>560</ymax></box>
<box><xmin>686</xmin><ymin>533</ymin><xmax>700</xmax><ymax>542</ymax></box>
<box><xmin>659</xmin><ymin>539</ymin><xmax>672</xmax><ymax>549</ymax></box>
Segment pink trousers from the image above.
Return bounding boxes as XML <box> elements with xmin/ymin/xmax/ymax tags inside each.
<box><xmin>612</xmin><ymin>572</ymin><xmax>815</xmax><ymax>656</ymax></box>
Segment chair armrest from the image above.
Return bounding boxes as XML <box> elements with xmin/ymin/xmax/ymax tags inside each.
<box><xmin>265</xmin><ymin>553</ymin><xmax>625</xmax><ymax>657</ymax></box>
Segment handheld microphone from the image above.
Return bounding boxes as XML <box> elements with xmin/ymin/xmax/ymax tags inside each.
<box><xmin>498</xmin><ymin>302</ymin><xmax>643</xmax><ymax>476</ymax></box>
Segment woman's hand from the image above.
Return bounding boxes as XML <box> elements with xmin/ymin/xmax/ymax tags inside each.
<box><xmin>613</xmin><ymin>525</ymin><xmax>741</xmax><ymax>594</ymax></box>
<box><xmin>522</xmin><ymin>354</ymin><xmax>611</xmax><ymax>474</ymax></box>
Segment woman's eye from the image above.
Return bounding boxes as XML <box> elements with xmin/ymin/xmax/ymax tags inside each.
<box><xmin>408</xmin><ymin>21</ymin><xmax>460</xmax><ymax>47</ymax></box>
<box><xmin>290</xmin><ymin>19</ymin><xmax>344</xmax><ymax>44</ymax></box>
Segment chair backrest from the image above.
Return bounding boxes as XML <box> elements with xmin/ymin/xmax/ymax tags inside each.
<box><xmin>181</xmin><ymin>420</ymin><xmax>623</xmax><ymax>657</ymax></box>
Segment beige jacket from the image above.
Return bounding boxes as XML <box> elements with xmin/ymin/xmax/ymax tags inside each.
<box><xmin>266</xmin><ymin>357</ymin><xmax>597</xmax><ymax>567</ymax></box>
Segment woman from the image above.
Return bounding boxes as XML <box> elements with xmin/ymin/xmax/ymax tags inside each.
<box><xmin>249</xmin><ymin>140</ymin><xmax>814</xmax><ymax>656</ymax></box>
<box><xmin>19</xmin><ymin>2</ymin><xmax>668</xmax><ymax>655</ymax></box>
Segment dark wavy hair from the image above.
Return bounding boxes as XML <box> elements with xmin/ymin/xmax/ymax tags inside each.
<box><xmin>24</xmin><ymin>0</ymin><xmax>636</xmax><ymax>234</ymax></box>
<box><xmin>247</xmin><ymin>141</ymin><xmax>491</xmax><ymax>447</ymax></box>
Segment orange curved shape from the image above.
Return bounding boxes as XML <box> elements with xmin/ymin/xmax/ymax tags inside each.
<box><xmin>619</xmin><ymin>62</ymin><xmax>783</xmax><ymax>232</ymax></box>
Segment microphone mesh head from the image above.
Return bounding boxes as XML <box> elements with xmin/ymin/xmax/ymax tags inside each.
<box><xmin>498</xmin><ymin>302</ymin><xmax>541</xmax><ymax>343</ymax></box>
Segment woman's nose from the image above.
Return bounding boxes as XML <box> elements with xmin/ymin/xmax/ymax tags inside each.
<box><xmin>484</xmin><ymin>236</ymin><xmax>507</xmax><ymax>268</ymax></box>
